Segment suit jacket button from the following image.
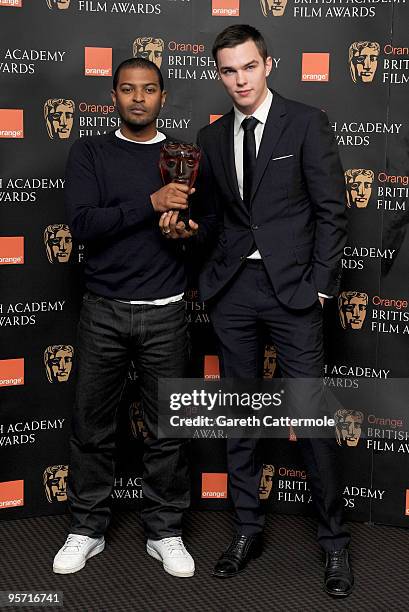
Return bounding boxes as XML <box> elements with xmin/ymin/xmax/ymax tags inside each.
<box><xmin>251</xmin><ymin>224</ymin><xmax>259</xmax><ymax>230</ymax></box>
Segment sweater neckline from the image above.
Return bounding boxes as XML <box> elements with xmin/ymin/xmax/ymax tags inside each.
<box><xmin>107</xmin><ymin>129</ymin><xmax>167</xmax><ymax>151</ymax></box>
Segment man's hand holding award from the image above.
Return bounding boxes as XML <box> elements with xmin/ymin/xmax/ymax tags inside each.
<box><xmin>157</xmin><ymin>141</ymin><xmax>200</xmax><ymax>239</ymax></box>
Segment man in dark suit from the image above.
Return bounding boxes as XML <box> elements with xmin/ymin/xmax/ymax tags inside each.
<box><xmin>160</xmin><ymin>24</ymin><xmax>353</xmax><ymax>597</ymax></box>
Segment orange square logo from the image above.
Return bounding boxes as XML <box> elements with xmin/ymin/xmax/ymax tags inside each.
<box><xmin>84</xmin><ymin>47</ymin><xmax>112</xmax><ymax>77</ymax></box>
<box><xmin>405</xmin><ymin>490</ymin><xmax>409</xmax><ymax>515</ymax></box>
<box><xmin>0</xmin><ymin>0</ymin><xmax>22</xmax><ymax>6</ymax></box>
<box><xmin>301</xmin><ymin>53</ymin><xmax>330</xmax><ymax>82</ymax></box>
<box><xmin>0</xmin><ymin>481</ymin><xmax>24</xmax><ymax>509</ymax></box>
<box><xmin>212</xmin><ymin>0</ymin><xmax>240</xmax><ymax>17</ymax></box>
<box><xmin>0</xmin><ymin>237</ymin><xmax>24</xmax><ymax>265</ymax></box>
<box><xmin>210</xmin><ymin>114</ymin><xmax>223</xmax><ymax>124</ymax></box>
<box><xmin>201</xmin><ymin>473</ymin><xmax>228</xmax><ymax>499</ymax></box>
<box><xmin>0</xmin><ymin>359</ymin><xmax>24</xmax><ymax>387</ymax></box>
<box><xmin>0</xmin><ymin>109</ymin><xmax>24</xmax><ymax>138</ymax></box>
<box><xmin>204</xmin><ymin>355</ymin><xmax>220</xmax><ymax>380</ymax></box>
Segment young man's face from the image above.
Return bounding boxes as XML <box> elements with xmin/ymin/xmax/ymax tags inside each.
<box><xmin>111</xmin><ymin>66</ymin><xmax>166</xmax><ymax>132</ymax></box>
<box><xmin>217</xmin><ymin>40</ymin><xmax>272</xmax><ymax>115</ymax></box>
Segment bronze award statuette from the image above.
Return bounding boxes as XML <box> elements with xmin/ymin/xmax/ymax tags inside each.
<box><xmin>159</xmin><ymin>141</ymin><xmax>201</xmax><ymax>227</ymax></box>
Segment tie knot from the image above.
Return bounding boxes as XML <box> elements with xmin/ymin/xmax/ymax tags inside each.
<box><xmin>242</xmin><ymin>116</ymin><xmax>259</xmax><ymax>132</ymax></box>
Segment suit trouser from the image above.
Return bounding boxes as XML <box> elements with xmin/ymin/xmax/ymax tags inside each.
<box><xmin>67</xmin><ymin>292</ymin><xmax>190</xmax><ymax>540</ymax></box>
<box><xmin>209</xmin><ymin>260</ymin><xmax>350</xmax><ymax>552</ymax></box>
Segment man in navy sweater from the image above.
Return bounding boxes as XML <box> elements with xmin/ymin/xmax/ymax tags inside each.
<box><xmin>53</xmin><ymin>58</ymin><xmax>195</xmax><ymax>578</ymax></box>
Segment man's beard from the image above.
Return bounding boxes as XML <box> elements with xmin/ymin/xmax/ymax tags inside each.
<box><xmin>118</xmin><ymin>108</ymin><xmax>158</xmax><ymax>132</ymax></box>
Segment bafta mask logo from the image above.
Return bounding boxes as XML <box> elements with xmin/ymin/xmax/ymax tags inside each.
<box><xmin>129</xmin><ymin>400</ymin><xmax>149</xmax><ymax>440</ymax></box>
<box><xmin>260</xmin><ymin>0</ymin><xmax>288</xmax><ymax>17</ymax></box>
<box><xmin>349</xmin><ymin>41</ymin><xmax>380</xmax><ymax>83</ymax></box>
<box><xmin>46</xmin><ymin>0</ymin><xmax>70</xmax><ymax>8</ymax></box>
<box><xmin>43</xmin><ymin>465</ymin><xmax>68</xmax><ymax>502</ymax></box>
<box><xmin>159</xmin><ymin>142</ymin><xmax>201</xmax><ymax>188</ymax></box>
<box><xmin>263</xmin><ymin>344</ymin><xmax>277</xmax><ymax>379</ymax></box>
<box><xmin>345</xmin><ymin>169</ymin><xmax>374</xmax><ymax>208</ymax></box>
<box><xmin>44</xmin><ymin>98</ymin><xmax>75</xmax><ymax>139</ymax></box>
<box><xmin>44</xmin><ymin>345</ymin><xmax>74</xmax><ymax>383</ymax></box>
<box><xmin>44</xmin><ymin>224</ymin><xmax>72</xmax><ymax>263</ymax></box>
<box><xmin>133</xmin><ymin>37</ymin><xmax>165</xmax><ymax>68</ymax></box>
<box><xmin>338</xmin><ymin>291</ymin><xmax>368</xmax><ymax>330</ymax></box>
<box><xmin>259</xmin><ymin>464</ymin><xmax>275</xmax><ymax>500</ymax></box>
<box><xmin>334</xmin><ymin>409</ymin><xmax>364</xmax><ymax>447</ymax></box>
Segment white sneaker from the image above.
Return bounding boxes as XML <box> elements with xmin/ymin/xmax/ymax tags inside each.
<box><xmin>53</xmin><ymin>534</ymin><xmax>105</xmax><ymax>574</ymax></box>
<box><xmin>146</xmin><ymin>537</ymin><xmax>195</xmax><ymax>577</ymax></box>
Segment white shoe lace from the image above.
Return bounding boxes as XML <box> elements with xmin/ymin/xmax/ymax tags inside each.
<box><xmin>161</xmin><ymin>537</ymin><xmax>188</xmax><ymax>557</ymax></box>
<box><xmin>62</xmin><ymin>535</ymin><xmax>90</xmax><ymax>553</ymax></box>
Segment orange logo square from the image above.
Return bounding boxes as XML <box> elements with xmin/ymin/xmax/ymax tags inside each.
<box><xmin>0</xmin><ymin>109</ymin><xmax>24</xmax><ymax>138</ymax></box>
<box><xmin>201</xmin><ymin>473</ymin><xmax>228</xmax><ymax>498</ymax></box>
<box><xmin>0</xmin><ymin>0</ymin><xmax>22</xmax><ymax>6</ymax></box>
<box><xmin>0</xmin><ymin>481</ymin><xmax>24</xmax><ymax>509</ymax></box>
<box><xmin>212</xmin><ymin>0</ymin><xmax>240</xmax><ymax>17</ymax></box>
<box><xmin>204</xmin><ymin>355</ymin><xmax>220</xmax><ymax>380</ymax></box>
<box><xmin>405</xmin><ymin>490</ymin><xmax>409</xmax><ymax>515</ymax></box>
<box><xmin>0</xmin><ymin>237</ymin><xmax>24</xmax><ymax>265</ymax></box>
<box><xmin>84</xmin><ymin>47</ymin><xmax>112</xmax><ymax>77</ymax></box>
<box><xmin>301</xmin><ymin>53</ymin><xmax>330</xmax><ymax>82</ymax></box>
<box><xmin>0</xmin><ymin>358</ymin><xmax>24</xmax><ymax>387</ymax></box>
<box><xmin>210</xmin><ymin>114</ymin><xmax>223</xmax><ymax>124</ymax></box>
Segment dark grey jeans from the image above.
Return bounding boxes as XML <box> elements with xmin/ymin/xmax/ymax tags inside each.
<box><xmin>67</xmin><ymin>292</ymin><xmax>190</xmax><ymax>540</ymax></box>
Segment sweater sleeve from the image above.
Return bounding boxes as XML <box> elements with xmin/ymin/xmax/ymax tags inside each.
<box><xmin>65</xmin><ymin>138</ymin><xmax>156</xmax><ymax>241</ymax></box>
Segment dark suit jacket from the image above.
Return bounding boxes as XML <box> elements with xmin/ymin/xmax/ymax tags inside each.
<box><xmin>194</xmin><ymin>90</ymin><xmax>348</xmax><ymax>310</ymax></box>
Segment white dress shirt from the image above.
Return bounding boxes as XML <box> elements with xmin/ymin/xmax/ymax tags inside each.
<box><xmin>233</xmin><ymin>89</ymin><xmax>273</xmax><ymax>260</ymax></box>
<box><xmin>233</xmin><ymin>90</ymin><xmax>330</xmax><ymax>299</ymax></box>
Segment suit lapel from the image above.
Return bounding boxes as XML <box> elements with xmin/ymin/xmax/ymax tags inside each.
<box><xmin>220</xmin><ymin>110</ymin><xmax>244</xmax><ymax>208</ymax></box>
<box><xmin>251</xmin><ymin>92</ymin><xmax>287</xmax><ymax>202</ymax></box>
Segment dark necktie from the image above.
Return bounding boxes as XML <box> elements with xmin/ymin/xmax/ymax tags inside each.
<box><xmin>242</xmin><ymin>116</ymin><xmax>259</xmax><ymax>207</ymax></box>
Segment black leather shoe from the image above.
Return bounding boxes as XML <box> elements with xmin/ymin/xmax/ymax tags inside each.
<box><xmin>324</xmin><ymin>549</ymin><xmax>354</xmax><ymax>597</ymax></box>
<box><xmin>212</xmin><ymin>533</ymin><xmax>262</xmax><ymax>578</ymax></box>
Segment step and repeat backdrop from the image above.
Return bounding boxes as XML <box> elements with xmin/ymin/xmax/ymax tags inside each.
<box><xmin>1</xmin><ymin>0</ymin><xmax>409</xmax><ymax>528</ymax></box>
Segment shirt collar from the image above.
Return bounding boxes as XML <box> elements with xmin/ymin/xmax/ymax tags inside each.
<box><xmin>234</xmin><ymin>89</ymin><xmax>273</xmax><ymax>136</ymax></box>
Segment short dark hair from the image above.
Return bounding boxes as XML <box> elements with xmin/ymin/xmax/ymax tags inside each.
<box><xmin>113</xmin><ymin>57</ymin><xmax>164</xmax><ymax>91</ymax></box>
<box><xmin>212</xmin><ymin>25</ymin><xmax>268</xmax><ymax>66</ymax></box>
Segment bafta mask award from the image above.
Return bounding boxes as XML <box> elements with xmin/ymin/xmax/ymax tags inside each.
<box><xmin>159</xmin><ymin>141</ymin><xmax>201</xmax><ymax>226</ymax></box>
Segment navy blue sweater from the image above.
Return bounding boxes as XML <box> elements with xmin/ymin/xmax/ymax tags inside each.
<box><xmin>65</xmin><ymin>131</ymin><xmax>186</xmax><ymax>300</ymax></box>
